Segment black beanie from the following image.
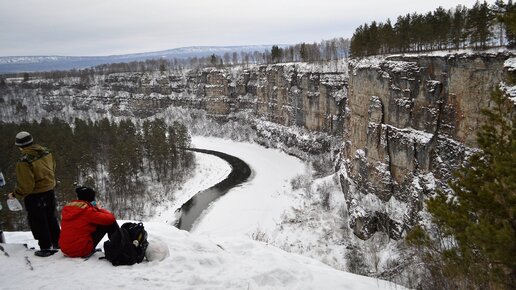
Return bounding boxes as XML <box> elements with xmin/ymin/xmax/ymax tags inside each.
<box><xmin>75</xmin><ymin>186</ymin><xmax>96</xmax><ymax>202</ymax></box>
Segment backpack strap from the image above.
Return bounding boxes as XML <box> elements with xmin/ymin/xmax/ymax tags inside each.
<box><xmin>20</xmin><ymin>149</ymin><xmax>50</xmax><ymax>164</ymax></box>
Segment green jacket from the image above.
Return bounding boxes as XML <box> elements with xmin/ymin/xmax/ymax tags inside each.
<box><xmin>14</xmin><ymin>144</ymin><xmax>56</xmax><ymax>198</ymax></box>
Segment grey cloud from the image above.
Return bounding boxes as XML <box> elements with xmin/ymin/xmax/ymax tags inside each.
<box><xmin>0</xmin><ymin>0</ymin><xmax>481</xmax><ymax>56</ymax></box>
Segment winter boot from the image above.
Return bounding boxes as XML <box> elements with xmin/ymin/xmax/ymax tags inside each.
<box><xmin>34</xmin><ymin>249</ymin><xmax>58</xmax><ymax>257</ymax></box>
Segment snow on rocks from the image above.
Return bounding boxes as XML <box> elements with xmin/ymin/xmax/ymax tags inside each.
<box><xmin>382</xmin><ymin>60</ymin><xmax>419</xmax><ymax>74</ymax></box>
<box><xmin>331</xmin><ymin>88</ymin><xmax>347</xmax><ymax>102</ymax></box>
<box><xmin>500</xmin><ymin>81</ymin><xmax>516</xmax><ymax>105</ymax></box>
<box><xmin>502</xmin><ymin>58</ymin><xmax>516</xmax><ymax>104</ymax></box>
<box><xmin>386</xmin><ymin>47</ymin><xmax>511</xmax><ymax>59</ymax></box>
<box><xmin>426</xmin><ymin>80</ymin><xmax>441</xmax><ymax>93</ymax></box>
<box><xmin>504</xmin><ymin>56</ymin><xmax>516</xmax><ymax>71</ymax></box>
<box><xmin>349</xmin><ymin>55</ymin><xmax>417</xmax><ymax>73</ymax></box>
<box><xmin>348</xmin><ymin>56</ymin><xmax>384</xmax><ymax>76</ymax></box>
<box><xmin>383</xmin><ymin>124</ymin><xmax>434</xmax><ymax>145</ymax></box>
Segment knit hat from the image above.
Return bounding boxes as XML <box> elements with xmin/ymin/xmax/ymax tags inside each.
<box><xmin>15</xmin><ymin>131</ymin><xmax>34</xmax><ymax>147</ymax></box>
<box><xmin>75</xmin><ymin>186</ymin><xmax>96</xmax><ymax>202</ymax></box>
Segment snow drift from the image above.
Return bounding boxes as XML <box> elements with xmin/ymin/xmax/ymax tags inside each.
<box><xmin>2</xmin><ymin>223</ymin><xmax>404</xmax><ymax>290</ymax></box>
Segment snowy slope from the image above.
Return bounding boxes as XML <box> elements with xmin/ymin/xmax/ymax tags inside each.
<box><xmin>2</xmin><ymin>224</ymin><xmax>403</xmax><ymax>290</ymax></box>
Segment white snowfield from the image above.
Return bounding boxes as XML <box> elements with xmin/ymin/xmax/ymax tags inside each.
<box><xmin>0</xmin><ymin>137</ymin><xmax>405</xmax><ymax>289</ymax></box>
<box><xmin>2</xmin><ymin>224</ymin><xmax>402</xmax><ymax>290</ymax></box>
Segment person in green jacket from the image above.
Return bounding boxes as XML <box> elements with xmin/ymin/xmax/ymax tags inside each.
<box><xmin>8</xmin><ymin>131</ymin><xmax>61</xmax><ymax>257</ymax></box>
<box><xmin>0</xmin><ymin>169</ymin><xmax>5</xmax><ymax>243</ymax></box>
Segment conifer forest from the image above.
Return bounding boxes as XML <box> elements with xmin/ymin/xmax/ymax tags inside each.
<box><xmin>0</xmin><ymin>118</ymin><xmax>194</xmax><ymax>230</ymax></box>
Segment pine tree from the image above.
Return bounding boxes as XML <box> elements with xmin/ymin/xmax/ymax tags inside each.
<box><xmin>451</xmin><ymin>5</ymin><xmax>468</xmax><ymax>49</ymax></box>
<box><xmin>368</xmin><ymin>21</ymin><xmax>381</xmax><ymax>55</ymax></box>
<box><xmin>501</xmin><ymin>0</ymin><xmax>516</xmax><ymax>47</ymax></box>
<box><xmin>395</xmin><ymin>14</ymin><xmax>412</xmax><ymax>52</ymax></box>
<box><xmin>433</xmin><ymin>7</ymin><xmax>452</xmax><ymax>49</ymax></box>
<box><xmin>467</xmin><ymin>1</ymin><xmax>495</xmax><ymax>49</ymax></box>
<box><xmin>271</xmin><ymin>45</ymin><xmax>282</xmax><ymax>63</ymax></box>
<box><xmin>350</xmin><ymin>26</ymin><xmax>365</xmax><ymax>57</ymax></box>
<box><xmin>210</xmin><ymin>54</ymin><xmax>217</xmax><ymax>66</ymax></box>
<box><xmin>300</xmin><ymin>43</ymin><xmax>308</xmax><ymax>61</ymax></box>
<box><xmin>159</xmin><ymin>62</ymin><xmax>166</xmax><ymax>74</ymax></box>
<box><xmin>379</xmin><ymin>19</ymin><xmax>395</xmax><ymax>54</ymax></box>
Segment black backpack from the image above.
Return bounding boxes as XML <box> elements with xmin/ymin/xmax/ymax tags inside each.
<box><xmin>103</xmin><ymin>222</ymin><xmax>149</xmax><ymax>266</ymax></box>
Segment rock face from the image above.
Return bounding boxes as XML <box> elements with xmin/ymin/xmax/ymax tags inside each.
<box><xmin>0</xmin><ymin>64</ymin><xmax>346</xmax><ymax>155</ymax></box>
<box><xmin>341</xmin><ymin>52</ymin><xmax>514</xmax><ymax>240</ymax></box>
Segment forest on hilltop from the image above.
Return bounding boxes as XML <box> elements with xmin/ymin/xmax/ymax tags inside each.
<box><xmin>351</xmin><ymin>1</ymin><xmax>516</xmax><ymax>56</ymax></box>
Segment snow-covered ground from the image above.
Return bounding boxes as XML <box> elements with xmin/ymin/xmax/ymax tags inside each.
<box><xmin>2</xmin><ymin>224</ymin><xmax>403</xmax><ymax>290</ymax></box>
<box><xmin>1</xmin><ymin>136</ymin><xmax>405</xmax><ymax>289</ymax></box>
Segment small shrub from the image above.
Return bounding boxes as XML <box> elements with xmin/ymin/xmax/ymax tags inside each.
<box><xmin>249</xmin><ymin>228</ymin><xmax>269</xmax><ymax>243</ymax></box>
<box><xmin>346</xmin><ymin>246</ymin><xmax>369</xmax><ymax>276</ymax></box>
<box><xmin>290</xmin><ymin>174</ymin><xmax>311</xmax><ymax>191</ymax></box>
<box><xmin>310</xmin><ymin>153</ymin><xmax>335</xmax><ymax>177</ymax></box>
<box><xmin>317</xmin><ymin>181</ymin><xmax>333</xmax><ymax>210</ymax></box>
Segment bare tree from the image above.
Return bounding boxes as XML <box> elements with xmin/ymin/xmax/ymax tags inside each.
<box><xmin>223</xmin><ymin>52</ymin><xmax>231</xmax><ymax>66</ymax></box>
<box><xmin>232</xmin><ymin>52</ymin><xmax>239</xmax><ymax>65</ymax></box>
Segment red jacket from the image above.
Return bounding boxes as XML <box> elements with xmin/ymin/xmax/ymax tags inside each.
<box><xmin>59</xmin><ymin>200</ymin><xmax>116</xmax><ymax>257</ymax></box>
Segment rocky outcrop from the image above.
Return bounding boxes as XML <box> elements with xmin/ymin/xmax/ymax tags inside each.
<box><xmin>341</xmin><ymin>52</ymin><xmax>515</xmax><ymax>240</ymax></box>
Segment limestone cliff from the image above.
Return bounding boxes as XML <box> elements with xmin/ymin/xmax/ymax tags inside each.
<box><xmin>341</xmin><ymin>52</ymin><xmax>515</xmax><ymax>240</ymax></box>
<box><xmin>0</xmin><ymin>64</ymin><xmax>346</xmax><ymax>156</ymax></box>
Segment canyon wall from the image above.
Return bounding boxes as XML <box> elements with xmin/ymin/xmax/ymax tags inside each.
<box><xmin>341</xmin><ymin>52</ymin><xmax>515</xmax><ymax>240</ymax></box>
<box><xmin>0</xmin><ymin>64</ymin><xmax>346</xmax><ymax>155</ymax></box>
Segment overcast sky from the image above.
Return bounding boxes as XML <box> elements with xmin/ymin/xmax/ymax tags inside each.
<box><xmin>0</xmin><ymin>0</ymin><xmax>482</xmax><ymax>57</ymax></box>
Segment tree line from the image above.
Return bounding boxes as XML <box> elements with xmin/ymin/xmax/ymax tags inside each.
<box><xmin>0</xmin><ymin>118</ymin><xmax>194</xmax><ymax>230</ymax></box>
<box><xmin>351</xmin><ymin>0</ymin><xmax>516</xmax><ymax>57</ymax></box>
<box><xmin>79</xmin><ymin>37</ymin><xmax>348</xmax><ymax>72</ymax></box>
<box><xmin>269</xmin><ymin>38</ymin><xmax>349</xmax><ymax>64</ymax></box>
<box><xmin>0</xmin><ymin>37</ymin><xmax>350</xmax><ymax>83</ymax></box>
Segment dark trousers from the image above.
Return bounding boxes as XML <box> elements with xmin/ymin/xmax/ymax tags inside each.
<box><xmin>91</xmin><ymin>221</ymin><xmax>119</xmax><ymax>249</ymax></box>
<box><xmin>24</xmin><ymin>190</ymin><xmax>61</xmax><ymax>250</ymax></box>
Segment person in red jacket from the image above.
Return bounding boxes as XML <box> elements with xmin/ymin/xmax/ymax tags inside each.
<box><xmin>59</xmin><ymin>186</ymin><xmax>119</xmax><ymax>258</ymax></box>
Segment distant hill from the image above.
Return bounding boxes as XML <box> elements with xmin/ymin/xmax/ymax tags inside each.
<box><xmin>0</xmin><ymin>45</ymin><xmax>278</xmax><ymax>73</ymax></box>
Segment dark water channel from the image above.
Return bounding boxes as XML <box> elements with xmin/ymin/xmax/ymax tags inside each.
<box><xmin>175</xmin><ymin>148</ymin><xmax>252</xmax><ymax>231</ymax></box>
